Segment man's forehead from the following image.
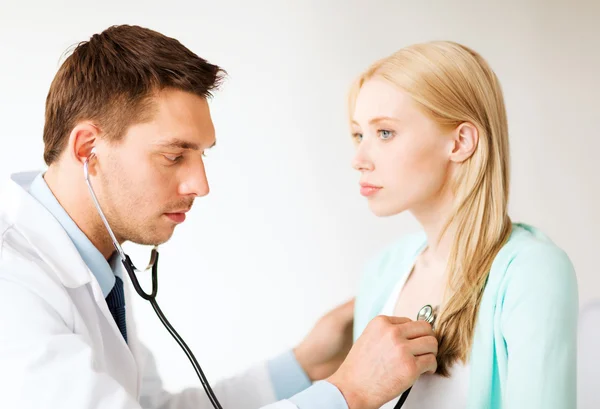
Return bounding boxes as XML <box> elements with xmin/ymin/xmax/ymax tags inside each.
<box><xmin>137</xmin><ymin>90</ymin><xmax>217</xmax><ymax>150</ymax></box>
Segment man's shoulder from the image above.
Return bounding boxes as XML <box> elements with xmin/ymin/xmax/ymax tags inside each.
<box><xmin>0</xmin><ymin>222</ymin><xmax>64</xmax><ymax>300</ymax></box>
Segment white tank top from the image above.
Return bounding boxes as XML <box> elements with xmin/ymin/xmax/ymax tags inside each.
<box><xmin>378</xmin><ymin>274</ymin><xmax>471</xmax><ymax>409</ymax></box>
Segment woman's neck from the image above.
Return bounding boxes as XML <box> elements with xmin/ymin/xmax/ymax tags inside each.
<box><xmin>411</xmin><ymin>191</ymin><xmax>457</xmax><ymax>274</ymax></box>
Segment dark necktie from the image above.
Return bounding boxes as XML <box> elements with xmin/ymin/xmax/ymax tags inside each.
<box><xmin>105</xmin><ymin>276</ymin><xmax>127</xmax><ymax>343</ymax></box>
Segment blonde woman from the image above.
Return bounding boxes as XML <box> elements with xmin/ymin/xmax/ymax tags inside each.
<box><xmin>349</xmin><ymin>41</ymin><xmax>578</xmax><ymax>409</ymax></box>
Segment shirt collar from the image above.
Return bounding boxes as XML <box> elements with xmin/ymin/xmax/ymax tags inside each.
<box><xmin>28</xmin><ymin>172</ymin><xmax>121</xmax><ymax>297</ymax></box>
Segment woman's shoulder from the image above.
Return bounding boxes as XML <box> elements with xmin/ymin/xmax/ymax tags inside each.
<box><xmin>493</xmin><ymin>222</ymin><xmax>577</xmax><ymax>297</ymax></box>
<box><xmin>500</xmin><ymin>222</ymin><xmax>574</xmax><ymax>274</ymax></box>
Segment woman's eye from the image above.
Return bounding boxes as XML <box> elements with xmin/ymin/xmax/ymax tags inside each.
<box><xmin>378</xmin><ymin>129</ymin><xmax>394</xmax><ymax>140</ymax></box>
<box><xmin>352</xmin><ymin>133</ymin><xmax>363</xmax><ymax>142</ymax></box>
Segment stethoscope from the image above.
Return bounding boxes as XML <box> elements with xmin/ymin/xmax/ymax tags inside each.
<box><xmin>394</xmin><ymin>304</ymin><xmax>438</xmax><ymax>409</ymax></box>
<box><xmin>83</xmin><ymin>149</ymin><xmax>437</xmax><ymax>409</ymax></box>
<box><xmin>83</xmin><ymin>151</ymin><xmax>224</xmax><ymax>409</ymax></box>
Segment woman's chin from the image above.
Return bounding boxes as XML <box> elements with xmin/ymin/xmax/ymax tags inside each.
<box><xmin>368</xmin><ymin>201</ymin><xmax>406</xmax><ymax>218</ymax></box>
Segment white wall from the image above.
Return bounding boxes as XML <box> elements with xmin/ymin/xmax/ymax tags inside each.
<box><xmin>1</xmin><ymin>0</ymin><xmax>598</xmax><ymax>393</ymax></box>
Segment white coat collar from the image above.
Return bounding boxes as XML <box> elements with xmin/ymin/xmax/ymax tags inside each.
<box><xmin>1</xmin><ymin>171</ymin><xmax>94</xmax><ymax>290</ymax></box>
<box><xmin>2</xmin><ymin>171</ymin><xmax>143</xmax><ymax>397</ymax></box>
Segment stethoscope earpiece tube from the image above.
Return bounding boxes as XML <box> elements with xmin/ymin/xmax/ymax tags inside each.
<box><xmin>83</xmin><ymin>155</ymin><xmax>224</xmax><ymax>409</ymax></box>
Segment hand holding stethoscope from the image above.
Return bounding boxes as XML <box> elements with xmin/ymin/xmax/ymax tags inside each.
<box><xmin>393</xmin><ymin>304</ymin><xmax>438</xmax><ymax>409</ymax></box>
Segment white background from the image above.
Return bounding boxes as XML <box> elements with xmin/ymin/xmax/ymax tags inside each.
<box><xmin>1</xmin><ymin>0</ymin><xmax>598</xmax><ymax>393</ymax></box>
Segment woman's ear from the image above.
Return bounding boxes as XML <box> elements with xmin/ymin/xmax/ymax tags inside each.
<box><xmin>449</xmin><ymin>122</ymin><xmax>479</xmax><ymax>163</ymax></box>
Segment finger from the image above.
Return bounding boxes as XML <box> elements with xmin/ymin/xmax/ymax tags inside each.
<box><xmin>336</xmin><ymin>298</ymin><xmax>355</xmax><ymax>317</ymax></box>
<box><xmin>415</xmin><ymin>353</ymin><xmax>438</xmax><ymax>375</ymax></box>
<box><xmin>408</xmin><ymin>335</ymin><xmax>438</xmax><ymax>356</ymax></box>
<box><xmin>399</xmin><ymin>320</ymin><xmax>435</xmax><ymax>340</ymax></box>
<box><xmin>344</xmin><ymin>298</ymin><xmax>356</xmax><ymax>308</ymax></box>
<box><xmin>386</xmin><ymin>316</ymin><xmax>412</xmax><ymax>325</ymax></box>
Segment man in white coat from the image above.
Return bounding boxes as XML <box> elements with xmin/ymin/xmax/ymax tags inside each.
<box><xmin>0</xmin><ymin>25</ymin><xmax>438</xmax><ymax>409</ymax></box>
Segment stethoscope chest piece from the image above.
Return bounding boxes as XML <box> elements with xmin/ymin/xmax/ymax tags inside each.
<box><xmin>394</xmin><ymin>304</ymin><xmax>439</xmax><ymax>409</ymax></box>
<box><xmin>416</xmin><ymin>304</ymin><xmax>437</xmax><ymax>328</ymax></box>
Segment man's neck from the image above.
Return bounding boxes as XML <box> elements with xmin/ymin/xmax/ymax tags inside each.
<box><xmin>44</xmin><ymin>166</ymin><xmax>115</xmax><ymax>260</ymax></box>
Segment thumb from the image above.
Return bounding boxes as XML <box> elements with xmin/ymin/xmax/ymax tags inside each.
<box><xmin>386</xmin><ymin>316</ymin><xmax>412</xmax><ymax>325</ymax></box>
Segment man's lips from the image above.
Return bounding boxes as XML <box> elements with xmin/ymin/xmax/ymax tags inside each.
<box><xmin>164</xmin><ymin>208</ymin><xmax>191</xmax><ymax>223</ymax></box>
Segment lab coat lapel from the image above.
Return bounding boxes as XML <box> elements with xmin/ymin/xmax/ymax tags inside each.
<box><xmin>1</xmin><ymin>171</ymin><xmax>140</xmax><ymax>394</ymax></box>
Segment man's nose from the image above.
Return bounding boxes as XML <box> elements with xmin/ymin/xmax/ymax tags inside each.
<box><xmin>180</xmin><ymin>158</ymin><xmax>210</xmax><ymax>197</ymax></box>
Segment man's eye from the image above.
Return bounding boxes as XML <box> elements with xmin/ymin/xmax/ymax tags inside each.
<box><xmin>164</xmin><ymin>154</ymin><xmax>182</xmax><ymax>162</ymax></box>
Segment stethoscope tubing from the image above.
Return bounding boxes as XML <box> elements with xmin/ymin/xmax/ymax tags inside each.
<box><xmin>83</xmin><ymin>154</ymin><xmax>224</xmax><ymax>409</ymax></box>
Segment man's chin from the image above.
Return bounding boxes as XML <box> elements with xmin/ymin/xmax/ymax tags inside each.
<box><xmin>127</xmin><ymin>229</ymin><xmax>175</xmax><ymax>247</ymax></box>
<box><xmin>151</xmin><ymin>230</ymin><xmax>176</xmax><ymax>246</ymax></box>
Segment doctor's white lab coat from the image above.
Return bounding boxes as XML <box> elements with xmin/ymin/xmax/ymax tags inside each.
<box><xmin>0</xmin><ymin>172</ymin><xmax>298</xmax><ymax>409</ymax></box>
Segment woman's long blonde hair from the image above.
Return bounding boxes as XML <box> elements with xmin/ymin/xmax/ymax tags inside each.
<box><xmin>349</xmin><ymin>41</ymin><xmax>513</xmax><ymax>376</ymax></box>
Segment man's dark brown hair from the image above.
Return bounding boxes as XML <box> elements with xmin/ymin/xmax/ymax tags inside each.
<box><xmin>43</xmin><ymin>24</ymin><xmax>225</xmax><ymax>165</ymax></box>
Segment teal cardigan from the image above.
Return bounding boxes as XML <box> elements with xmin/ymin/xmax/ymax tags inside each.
<box><xmin>353</xmin><ymin>223</ymin><xmax>578</xmax><ymax>409</ymax></box>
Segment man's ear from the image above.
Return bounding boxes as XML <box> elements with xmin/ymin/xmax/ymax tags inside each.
<box><xmin>449</xmin><ymin>122</ymin><xmax>479</xmax><ymax>163</ymax></box>
<box><xmin>68</xmin><ymin>122</ymin><xmax>101</xmax><ymax>165</ymax></box>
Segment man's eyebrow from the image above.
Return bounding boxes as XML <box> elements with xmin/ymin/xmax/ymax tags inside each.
<box><xmin>156</xmin><ymin>138</ymin><xmax>216</xmax><ymax>150</ymax></box>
